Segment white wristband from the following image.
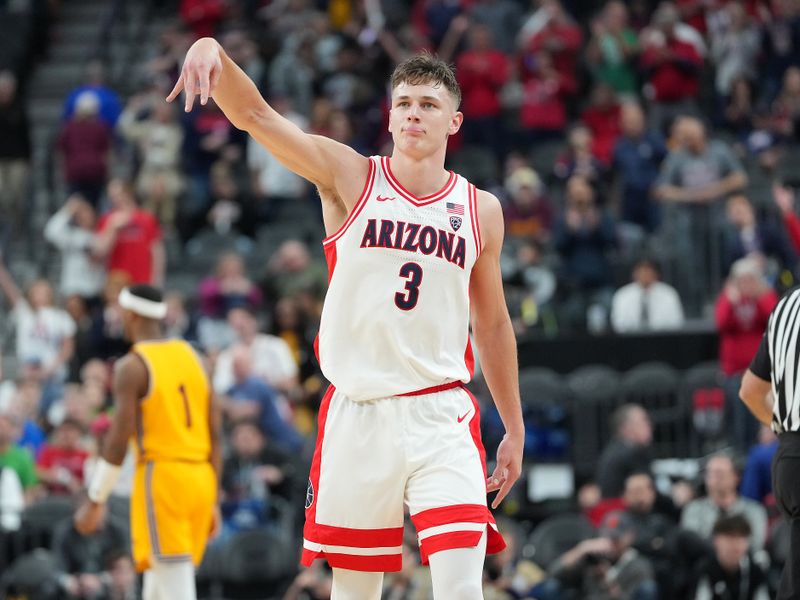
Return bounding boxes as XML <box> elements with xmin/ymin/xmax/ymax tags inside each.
<box><xmin>87</xmin><ymin>458</ymin><xmax>121</xmax><ymax>504</ymax></box>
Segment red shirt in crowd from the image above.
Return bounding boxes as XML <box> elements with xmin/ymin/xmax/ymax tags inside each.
<box><xmin>582</xmin><ymin>104</ymin><xmax>622</xmax><ymax>165</ymax></box>
<box><xmin>180</xmin><ymin>0</ymin><xmax>225</xmax><ymax>38</ymax></box>
<box><xmin>715</xmin><ymin>288</ymin><xmax>778</xmax><ymax>375</ymax></box>
<box><xmin>97</xmin><ymin>209</ymin><xmax>162</xmax><ymax>284</ymax></box>
<box><xmin>640</xmin><ymin>38</ymin><xmax>703</xmax><ymax>102</ymax></box>
<box><xmin>523</xmin><ymin>22</ymin><xmax>583</xmax><ymax>89</ymax></box>
<box><xmin>456</xmin><ymin>49</ymin><xmax>510</xmax><ymax>118</ymax></box>
<box><xmin>37</xmin><ymin>445</ymin><xmax>89</xmax><ymax>496</ymax></box>
<box><xmin>520</xmin><ymin>75</ymin><xmax>576</xmax><ymax>131</ymax></box>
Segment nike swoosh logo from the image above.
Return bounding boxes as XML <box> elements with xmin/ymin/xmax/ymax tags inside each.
<box><xmin>457</xmin><ymin>411</ymin><xmax>472</xmax><ymax>423</ymax></box>
<box><xmin>377</xmin><ymin>195</ymin><xmax>395</xmax><ymax>202</ymax></box>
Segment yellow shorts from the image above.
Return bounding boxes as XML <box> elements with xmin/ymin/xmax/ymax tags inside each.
<box><xmin>130</xmin><ymin>461</ymin><xmax>216</xmax><ymax>572</ymax></box>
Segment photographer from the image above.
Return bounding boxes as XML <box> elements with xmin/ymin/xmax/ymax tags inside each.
<box><xmin>535</xmin><ymin>511</ymin><xmax>657</xmax><ymax>600</ymax></box>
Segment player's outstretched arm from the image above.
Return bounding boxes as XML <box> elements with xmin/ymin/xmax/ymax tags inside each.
<box><xmin>468</xmin><ymin>190</ymin><xmax>524</xmax><ymax>509</ymax></box>
<box><xmin>167</xmin><ymin>37</ymin><xmax>369</xmax><ymax>203</ymax></box>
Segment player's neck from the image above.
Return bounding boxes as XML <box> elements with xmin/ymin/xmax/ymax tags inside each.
<box><xmin>132</xmin><ymin>323</ymin><xmax>164</xmax><ymax>343</ymax></box>
<box><xmin>388</xmin><ymin>152</ymin><xmax>449</xmax><ymax>198</ymax></box>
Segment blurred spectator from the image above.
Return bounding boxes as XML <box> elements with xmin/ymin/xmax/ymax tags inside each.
<box><xmin>36</xmin><ymin>417</ymin><xmax>89</xmax><ymax>497</ymax></box>
<box><xmin>247</xmin><ymin>94</ymin><xmax>309</xmax><ymax>224</ymax></box>
<box><xmin>0</xmin><ymin>410</ymin><xmax>38</xmax><ymax>501</ymax></box>
<box><xmin>222</xmin><ymin>345</ymin><xmax>303</xmax><ymax>452</ymax></box>
<box><xmin>43</xmin><ymin>194</ymin><xmax>105</xmax><ymax>301</ymax></box>
<box><xmin>268</xmin><ymin>34</ymin><xmax>316</xmax><ymax>117</ymax></box>
<box><xmin>0</xmin><ymin>70</ymin><xmax>30</xmax><ymax>232</ymax></box>
<box><xmin>105</xmin><ymin>552</ymin><xmax>136</xmax><ymax>600</ymax></box>
<box><xmin>180</xmin><ymin>0</ymin><xmax>226</xmax><ymax>39</ymax></box>
<box><xmin>709</xmin><ymin>2</ymin><xmax>760</xmax><ymax>102</ymax></box>
<box><xmin>283</xmin><ymin>563</ymin><xmax>333</xmax><ymax>600</ymax></box>
<box><xmin>689</xmin><ymin>515</ymin><xmax>770</xmax><ymax>599</ymax></box>
<box><xmin>144</xmin><ymin>22</ymin><xmax>193</xmax><ymax>86</ymax></box>
<box><xmin>9</xmin><ymin>378</ymin><xmax>46</xmax><ymax>458</ymax></box>
<box><xmin>723</xmin><ymin>193</ymin><xmax>795</xmax><ymax>279</ymax></box>
<box><xmin>503</xmin><ymin>167</ymin><xmax>553</xmax><ymax>242</ymax></box>
<box><xmin>482</xmin><ymin>518</ymin><xmax>545</xmax><ymax>598</ymax></box>
<box><xmin>52</xmin><ymin>510</ymin><xmax>128</xmax><ymax>600</ymax></box>
<box><xmin>656</xmin><ymin>117</ymin><xmax>747</xmax><ymax>313</ymax></box>
<box><xmin>596</xmin><ymin>404</ymin><xmax>653</xmax><ymax>498</ymax></box>
<box><xmin>205</xmin><ymin>165</ymin><xmax>253</xmax><ymax>237</ymax></box>
<box><xmin>95</xmin><ymin>179</ymin><xmax>165</xmax><ymax>286</ymax></box>
<box><xmin>262</xmin><ymin>240</ymin><xmax>328</xmax><ymax>303</ymax></box>
<box><xmin>535</xmin><ymin>510</ymin><xmax>657</xmax><ymax>600</ymax></box>
<box><xmin>771</xmin><ymin>65</ymin><xmax>800</xmax><ymax>140</ymax></box>
<box><xmin>220</xmin><ymin>419</ymin><xmax>299</xmax><ymax>538</ymax></box>
<box><xmin>518</xmin><ymin>0</ymin><xmax>583</xmax><ymax>94</ymax></box>
<box><xmin>715</xmin><ymin>258</ymin><xmax>777</xmax><ymax>449</ymax></box>
<box><xmin>468</xmin><ymin>0</ymin><xmax>524</xmax><ymax>55</ymax></box>
<box><xmin>198</xmin><ymin>252</ymin><xmax>261</xmax><ymax>320</ymax></box>
<box><xmin>639</xmin><ymin>3</ymin><xmax>704</xmax><ymax>133</ymax></box>
<box><xmin>503</xmin><ymin>241</ymin><xmax>558</xmax><ymax>335</ymax></box>
<box><xmin>455</xmin><ymin>22</ymin><xmax>510</xmax><ymax>159</ymax></box>
<box><xmin>773</xmin><ymin>184</ymin><xmax>800</xmax><ymax>254</ymax></box>
<box><xmin>518</xmin><ymin>50</ymin><xmax>575</xmax><ymax>143</ymax></box>
<box><xmin>213</xmin><ymin>307</ymin><xmax>300</xmax><ymax>397</ymax></box>
<box><xmin>88</xmin><ymin>272</ymin><xmax>131</xmax><ymax>362</ymax></box>
<box><xmin>586</xmin><ymin>1</ymin><xmax>639</xmax><ymax>96</ymax></box>
<box><xmin>611</xmin><ymin>257</ymin><xmax>685</xmax><ymax>333</ymax></box>
<box><xmin>553</xmin><ymin>125</ymin><xmax>608</xmax><ymax>189</ymax></box>
<box><xmin>272</xmin><ymin>296</ymin><xmax>318</xmax><ymax>385</ymax></box>
<box><xmin>581</xmin><ymin>83</ymin><xmax>622</xmax><ymax>166</ymax></box>
<box><xmin>62</xmin><ymin>60</ymin><xmax>122</xmax><ymax>128</ymax></box>
<box><xmin>553</xmin><ymin>176</ymin><xmax>617</xmax><ymax>332</ymax></box>
<box><xmin>381</xmin><ymin>540</ymin><xmax>435</xmax><ymax>600</ymax></box>
<box><xmin>723</xmin><ymin>77</ymin><xmax>758</xmax><ymax>136</ymax></box>
<box><xmin>117</xmin><ymin>94</ymin><xmax>184</xmax><ymax>229</ymax></box>
<box><xmin>0</xmin><ymin>456</ymin><xmax>23</xmax><ymax>532</ymax></box>
<box><xmin>759</xmin><ymin>0</ymin><xmax>800</xmax><ymax>105</ymax></box>
<box><xmin>163</xmin><ymin>291</ymin><xmax>198</xmax><ymax>343</ymax></box>
<box><xmin>0</xmin><ymin>261</ymin><xmax>76</xmax><ymax>411</ymax></box>
<box><xmin>681</xmin><ymin>453</ymin><xmax>768</xmax><ymax>550</ymax></box>
<box><xmin>740</xmin><ymin>425</ymin><xmax>777</xmax><ymax>503</ymax></box>
<box><xmin>612</xmin><ymin>102</ymin><xmax>667</xmax><ymax>232</ymax></box>
<box><xmin>57</xmin><ymin>91</ymin><xmax>112</xmax><ymax>208</ymax></box>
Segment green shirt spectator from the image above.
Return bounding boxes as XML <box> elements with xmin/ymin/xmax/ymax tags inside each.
<box><xmin>0</xmin><ymin>444</ymin><xmax>37</xmax><ymax>489</ymax></box>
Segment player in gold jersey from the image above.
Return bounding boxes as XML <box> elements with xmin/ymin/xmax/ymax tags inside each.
<box><xmin>75</xmin><ymin>285</ymin><xmax>222</xmax><ymax>600</ymax></box>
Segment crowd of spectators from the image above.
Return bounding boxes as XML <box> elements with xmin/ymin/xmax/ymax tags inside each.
<box><xmin>0</xmin><ymin>0</ymin><xmax>800</xmax><ymax>597</ymax></box>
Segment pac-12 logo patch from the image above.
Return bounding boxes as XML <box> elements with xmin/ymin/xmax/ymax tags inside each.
<box><xmin>449</xmin><ymin>216</ymin><xmax>462</xmax><ymax>231</ymax></box>
<box><xmin>305</xmin><ymin>479</ymin><xmax>315</xmax><ymax>509</ymax></box>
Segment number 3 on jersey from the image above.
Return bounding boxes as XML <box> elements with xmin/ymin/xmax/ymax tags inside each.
<box><xmin>395</xmin><ymin>262</ymin><xmax>423</xmax><ymax>310</ymax></box>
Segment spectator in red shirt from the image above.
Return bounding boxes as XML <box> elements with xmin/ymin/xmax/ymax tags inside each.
<box><xmin>56</xmin><ymin>91</ymin><xmax>111</xmax><ymax>208</ymax></box>
<box><xmin>581</xmin><ymin>83</ymin><xmax>622</xmax><ymax>165</ymax></box>
<box><xmin>519</xmin><ymin>0</ymin><xmax>583</xmax><ymax>93</ymax></box>
<box><xmin>180</xmin><ymin>0</ymin><xmax>226</xmax><ymax>39</ymax></box>
<box><xmin>456</xmin><ymin>22</ymin><xmax>510</xmax><ymax>158</ymax></box>
<box><xmin>715</xmin><ymin>258</ymin><xmax>778</xmax><ymax>450</ymax></box>
<box><xmin>95</xmin><ymin>179</ymin><xmax>165</xmax><ymax>286</ymax></box>
<box><xmin>518</xmin><ymin>50</ymin><xmax>576</xmax><ymax>144</ymax></box>
<box><xmin>36</xmin><ymin>417</ymin><xmax>89</xmax><ymax>497</ymax></box>
<box><xmin>639</xmin><ymin>3</ymin><xmax>703</xmax><ymax>134</ymax></box>
<box><xmin>774</xmin><ymin>184</ymin><xmax>800</xmax><ymax>254</ymax></box>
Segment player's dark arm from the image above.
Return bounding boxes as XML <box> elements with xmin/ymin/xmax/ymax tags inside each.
<box><xmin>166</xmin><ymin>38</ymin><xmax>369</xmax><ymax>205</ymax></box>
<box><xmin>469</xmin><ymin>189</ymin><xmax>524</xmax><ymax>508</ymax></box>
<box><xmin>208</xmin><ymin>391</ymin><xmax>223</xmax><ymax>485</ymax></box>
<box><xmin>102</xmin><ymin>354</ymin><xmax>146</xmax><ymax>465</ymax></box>
<box><xmin>740</xmin><ymin>369</ymin><xmax>774</xmax><ymax>427</ymax></box>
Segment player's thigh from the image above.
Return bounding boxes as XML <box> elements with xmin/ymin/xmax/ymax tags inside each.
<box><xmin>188</xmin><ymin>463</ymin><xmax>217</xmax><ymax>565</ymax></box>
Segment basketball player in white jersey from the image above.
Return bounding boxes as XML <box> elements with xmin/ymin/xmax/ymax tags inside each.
<box><xmin>168</xmin><ymin>39</ymin><xmax>523</xmax><ymax>599</ymax></box>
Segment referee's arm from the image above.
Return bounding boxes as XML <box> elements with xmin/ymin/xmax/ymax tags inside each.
<box><xmin>740</xmin><ymin>333</ymin><xmax>775</xmax><ymax>427</ymax></box>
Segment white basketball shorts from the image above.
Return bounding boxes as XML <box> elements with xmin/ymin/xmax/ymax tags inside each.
<box><xmin>301</xmin><ymin>382</ymin><xmax>506</xmax><ymax>572</ymax></box>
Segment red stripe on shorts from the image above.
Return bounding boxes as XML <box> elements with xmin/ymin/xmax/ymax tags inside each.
<box><xmin>302</xmin><ymin>549</ymin><xmax>401</xmax><ymax>572</ymax></box>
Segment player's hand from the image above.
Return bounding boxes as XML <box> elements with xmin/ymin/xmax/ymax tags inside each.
<box><xmin>74</xmin><ymin>500</ymin><xmax>106</xmax><ymax>535</ymax></box>
<box><xmin>209</xmin><ymin>504</ymin><xmax>222</xmax><ymax>540</ymax></box>
<box><xmin>487</xmin><ymin>432</ymin><xmax>523</xmax><ymax>509</ymax></box>
<box><xmin>166</xmin><ymin>37</ymin><xmax>223</xmax><ymax>113</ymax></box>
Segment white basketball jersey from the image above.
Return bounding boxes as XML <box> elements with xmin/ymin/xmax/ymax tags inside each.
<box><xmin>316</xmin><ymin>156</ymin><xmax>482</xmax><ymax>402</ymax></box>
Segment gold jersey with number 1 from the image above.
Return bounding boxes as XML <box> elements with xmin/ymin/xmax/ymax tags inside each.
<box><xmin>129</xmin><ymin>339</ymin><xmax>216</xmax><ymax>572</ymax></box>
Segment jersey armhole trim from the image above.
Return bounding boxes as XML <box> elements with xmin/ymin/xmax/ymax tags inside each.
<box><xmin>322</xmin><ymin>157</ymin><xmax>376</xmax><ymax>246</ymax></box>
<box><xmin>131</xmin><ymin>349</ymin><xmax>154</xmax><ymax>404</ymax></box>
<box><xmin>468</xmin><ymin>184</ymin><xmax>482</xmax><ymax>257</ymax></box>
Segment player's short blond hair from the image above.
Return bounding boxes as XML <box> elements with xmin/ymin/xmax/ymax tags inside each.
<box><xmin>390</xmin><ymin>52</ymin><xmax>462</xmax><ymax>109</ymax></box>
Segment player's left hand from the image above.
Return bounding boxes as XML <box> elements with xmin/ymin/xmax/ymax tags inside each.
<box><xmin>74</xmin><ymin>500</ymin><xmax>106</xmax><ymax>535</ymax></box>
<box><xmin>209</xmin><ymin>505</ymin><xmax>222</xmax><ymax>540</ymax></box>
<box><xmin>487</xmin><ymin>432</ymin><xmax>523</xmax><ymax>509</ymax></box>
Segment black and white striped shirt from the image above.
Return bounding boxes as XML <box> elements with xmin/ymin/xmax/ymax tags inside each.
<box><xmin>750</xmin><ymin>287</ymin><xmax>800</xmax><ymax>433</ymax></box>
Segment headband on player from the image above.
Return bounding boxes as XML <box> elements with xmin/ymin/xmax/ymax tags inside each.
<box><xmin>118</xmin><ymin>287</ymin><xmax>167</xmax><ymax>320</ymax></box>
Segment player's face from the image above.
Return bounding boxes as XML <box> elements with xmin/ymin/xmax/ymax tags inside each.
<box><xmin>389</xmin><ymin>82</ymin><xmax>462</xmax><ymax>158</ymax></box>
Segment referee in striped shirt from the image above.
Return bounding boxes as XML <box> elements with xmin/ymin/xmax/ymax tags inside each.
<box><xmin>741</xmin><ymin>286</ymin><xmax>800</xmax><ymax>599</ymax></box>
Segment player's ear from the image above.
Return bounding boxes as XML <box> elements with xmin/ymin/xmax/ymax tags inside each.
<box><xmin>448</xmin><ymin>111</ymin><xmax>463</xmax><ymax>136</ymax></box>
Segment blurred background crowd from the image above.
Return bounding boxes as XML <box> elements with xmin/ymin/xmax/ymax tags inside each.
<box><xmin>1</xmin><ymin>0</ymin><xmax>800</xmax><ymax>597</ymax></box>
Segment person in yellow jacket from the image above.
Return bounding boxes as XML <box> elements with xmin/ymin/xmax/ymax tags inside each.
<box><xmin>75</xmin><ymin>284</ymin><xmax>221</xmax><ymax>600</ymax></box>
